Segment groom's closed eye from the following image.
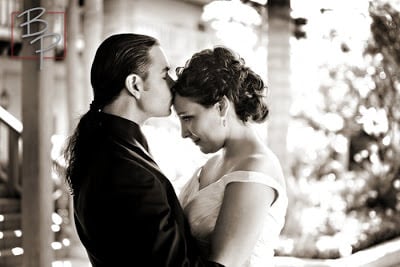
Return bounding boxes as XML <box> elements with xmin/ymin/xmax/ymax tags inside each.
<box><xmin>165</xmin><ymin>73</ymin><xmax>176</xmax><ymax>89</ymax></box>
<box><xmin>162</xmin><ymin>67</ymin><xmax>176</xmax><ymax>88</ymax></box>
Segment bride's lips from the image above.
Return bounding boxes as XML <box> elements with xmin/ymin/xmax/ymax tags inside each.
<box><xmin>193</xmin><ymin>139</ymin><xmax>200</xmax><ymax>145</ymax></box>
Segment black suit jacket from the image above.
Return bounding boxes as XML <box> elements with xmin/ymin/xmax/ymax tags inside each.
<box><xmin>73</xmin><ymin>113</ymin><xmax>209</xmax><ymax>266</ymax></box>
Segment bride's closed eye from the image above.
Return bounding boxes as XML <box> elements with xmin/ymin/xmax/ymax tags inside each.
<box><xmin>180</xmin><ymin>115</ymin><xmax>193</xmax><ymax>122</ymax></box>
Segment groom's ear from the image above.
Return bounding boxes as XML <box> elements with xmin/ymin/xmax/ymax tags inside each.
<box><xmin>216</xmin><ymin>96</ymin><xmax>230</xmax><ymax>117</ymax></box>
<box><xmin>125</xmin><ymin>74</ymin><xmax>144</xmax><ymax>100</ymax></box>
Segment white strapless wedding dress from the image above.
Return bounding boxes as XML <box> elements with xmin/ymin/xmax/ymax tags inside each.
<box><xmin>179</xmin><ymin>170</ymin><xmax>288</xmax><ymax>267</ymax></box>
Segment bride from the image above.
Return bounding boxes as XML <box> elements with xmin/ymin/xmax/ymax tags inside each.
<box><xmin>172</xmin><ymin>46</ymin><xmax>288</xmax><ymax>267</ymax></box>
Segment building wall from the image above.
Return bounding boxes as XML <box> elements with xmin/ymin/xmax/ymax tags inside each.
<box><xmin>103</xmin><ymin>0</ymin><xmax>215</xmax><ymax>69</ymax></box>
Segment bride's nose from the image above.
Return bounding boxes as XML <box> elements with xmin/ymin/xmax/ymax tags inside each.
<box><xmin>181</xmin><ymin>124</ymin><xmax>192</xmax><ymax>139</ymax></box>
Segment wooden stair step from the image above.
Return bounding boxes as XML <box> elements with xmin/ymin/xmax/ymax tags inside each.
<box><xmin>0</xmin><ymin>213</ymin><xmax>21</xmax><ymax>230</ymax></box>
<box><xmin>0</xmin><ymin>247</ymin><xmax>23</xmax><ymax>257</ymax></box>
<box><xmin>0</xmin><ymin>229</ymin><xmax>22</xmax><ymax>239</ymax></box>
<box><xmin>0</xmin><ymin>185</ymin><xmax>8</xmax><ymax>198</ymax></box>
<box><xmin>0</xmin><ymin>230</ymin><xmax>22</xmax><ymax>250</ymax></box>
<box><xmin>0</xmin><ymin>245</ymin><xmax>70</xmax><ymax>267</ymax></box>
<box><xmin>0</xmin><ymin>253</ymin><xmax>22</xmax><ymax>267</ymax></box>
<box><xmin>0</xmin><ymin>198</ymin><xmax>20</xmax><ymax>213</ymax></box>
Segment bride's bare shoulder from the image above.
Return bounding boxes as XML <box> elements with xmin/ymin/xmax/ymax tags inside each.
<box><xmin>233</xmin><ymin>148</ymin><xmax>284</xmax><ymax>180</ymax></box>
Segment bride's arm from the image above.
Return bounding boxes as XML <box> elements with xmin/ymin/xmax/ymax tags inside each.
<box><xmin>208</xmin><ymin>182</ymin><xmax>275</xmax><ymax>267</ymax></box>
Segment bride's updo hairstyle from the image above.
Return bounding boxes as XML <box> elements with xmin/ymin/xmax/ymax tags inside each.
<box><xmin>173</xmin><ymin>46</ymin><xmax>269</xmax><ymax>123</ymax></box>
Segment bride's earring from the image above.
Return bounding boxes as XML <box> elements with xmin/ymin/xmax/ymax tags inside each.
<box><xmin>222</xmin><ymin>118</ymin><xmax>226</xmax><ymax>127</ymax></box>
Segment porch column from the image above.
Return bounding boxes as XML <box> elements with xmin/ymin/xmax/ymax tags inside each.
<box><xmin>66</xmin><ymin>0</ymin><xmax>84</xmax><ymax>131</ymax></box>
<box><xmin>65</xmin><ymin>0</ymin><xmax>88</xmax><ymax>259</ymax></box>
<box><xmin>21</xmin><ymin>0</ymin><xmax>55</xmax><ymax>266</ymax></box>
<box><xmin>267</xmin><ymin>0</ymin><xmax>292</xmax><ymax>177</ymax></box>
<box><xmin>82</xmin><ymin>0</ymin><xmax>103</xmax><ymax>106</ymax></box>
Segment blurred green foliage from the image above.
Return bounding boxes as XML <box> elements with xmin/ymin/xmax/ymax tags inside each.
<box><xmin>276</xmin><ymin>1</ymin><xmax>400</xmax><ymax>259</ymax></box>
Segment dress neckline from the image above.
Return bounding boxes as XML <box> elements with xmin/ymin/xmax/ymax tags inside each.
<box><xmin>197</xmin><ymin>170</ymin><xmax>271</xmax><ymax>192</ymax></box>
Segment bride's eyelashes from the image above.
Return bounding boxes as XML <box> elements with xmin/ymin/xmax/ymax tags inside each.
<box><xmin>180</xmin><ymin>115</ymin><xmax>194</xmax><ymax>122</ymax></box>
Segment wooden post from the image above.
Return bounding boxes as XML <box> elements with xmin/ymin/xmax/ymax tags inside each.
<box><xmin>267</xmin><ymin>0</ymin><xmax>292</xmax><ymax>177</ymax></box>
<box><xmin>83</xmin><ymin>0</ymin><xmax>103</xmax><ymax>107</ymax></box>
<box><xmin>20</xmin><ymin>0</ymin><xmax>55</xmax><ymax>266</ymax></box>
<box><xmin>66</xmin><ymin>0</ymin><xmax>84</xmax><ymax>132</ymax></box>
<box><xmin>8</xmin><ymin>129</ymin><xmax>20</xmax><ymax>196</ymax></box>
<box><xmin>267</xmin><ymin>0</ymin><xmax>301</xmax><ymax>237</ymax></box>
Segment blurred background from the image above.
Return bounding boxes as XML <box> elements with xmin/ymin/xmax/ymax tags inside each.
<box><xmin>0</xmin><ymin>0</ymin><xmax>399</xmax><ymax>266</ymax></box>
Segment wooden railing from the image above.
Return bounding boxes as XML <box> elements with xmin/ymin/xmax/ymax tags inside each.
<box><xmin>0</xmin><ymin>105</ymin><xmax>22</xmax><ymax>196</ymax></box>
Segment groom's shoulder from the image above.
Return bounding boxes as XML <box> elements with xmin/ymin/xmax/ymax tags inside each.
<box><xmin>108</xmin><ymin>156</ymin><xmax>159</xmax><ymax>188</ymax></box>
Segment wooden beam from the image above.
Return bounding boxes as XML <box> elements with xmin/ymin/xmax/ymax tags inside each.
<box><xmin>21</xmin><ymin>0</ymin><xmax>55</xmax><ymax>266</ymax></box>
<box><xmin>83</xmin><ymin>0</ymin><xmax>103</xmax><ymax>108</ymax></box>
<box><xmin>66</xmin><ymin>0</ymin><xmax>84</xmax><ymax>132</ymax></box>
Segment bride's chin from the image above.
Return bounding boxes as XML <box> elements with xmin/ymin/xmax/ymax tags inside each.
<box><xmin>199</xmin><ymin>145</ymin><xmax>218</xmax><ymax>154</ymax></box>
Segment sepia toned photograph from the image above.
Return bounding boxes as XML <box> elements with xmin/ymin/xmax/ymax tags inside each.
<box><xmin>0</xmin><ymin>0</ymin><xmax>399</xmax><ymax>266</ymax></box>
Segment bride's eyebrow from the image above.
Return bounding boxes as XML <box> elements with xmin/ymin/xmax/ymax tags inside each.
<box><xmin>161</xmin><ymin>66</ymin><xmax>170</xmax><ymax>74</ymax></box>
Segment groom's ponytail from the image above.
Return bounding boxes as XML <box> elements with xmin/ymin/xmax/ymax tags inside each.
<box><xmin>64</xmin><ymin>33</ymin><xmax>158</xmax><ymax>195</ymax></box>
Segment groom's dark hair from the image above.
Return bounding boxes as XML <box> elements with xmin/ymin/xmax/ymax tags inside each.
<box><xmin>64</xmin><ymin>33</ymin><xmax>158</xmax><ymax>195</ymax></box>
<box><xmin>90</xmin><ymin>33</ymin><xmax>159</xmax><ymax>110</ymax></box>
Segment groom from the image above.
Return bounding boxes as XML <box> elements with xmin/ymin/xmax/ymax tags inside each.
<box><xmin>68</xmin><ymin>33</ymin><xmax>224</xmax><ymax>266</ymax></box>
